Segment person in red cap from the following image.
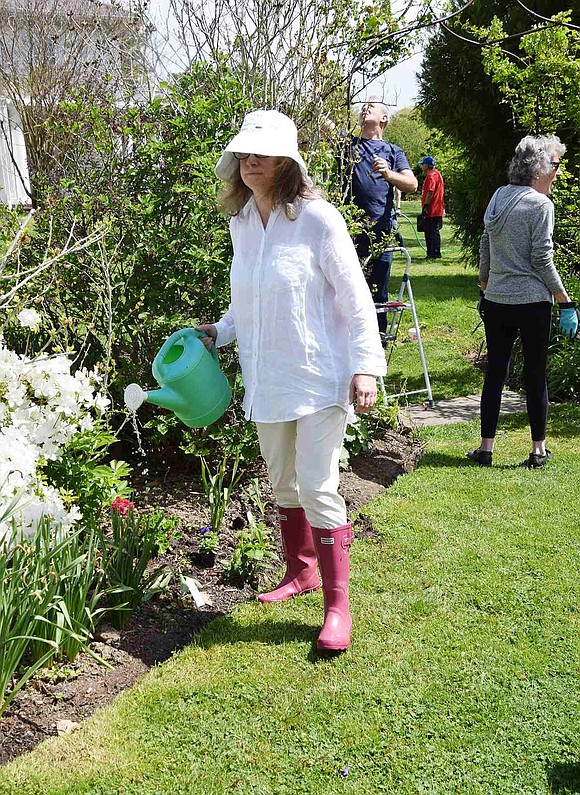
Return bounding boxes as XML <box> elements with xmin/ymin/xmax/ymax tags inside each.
<box><xmin>419</xmin><ymin>156</ymin><xmax>445</xmax><ymax>259</ymax></box>
<box><xmin>197</xmin><ymin>110</ymin><xmax>386</xmax><ymax>652</ymax></box>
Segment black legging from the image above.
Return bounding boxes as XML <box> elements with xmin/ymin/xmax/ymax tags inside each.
<box><xmin>481</xmin><ymin>300</ymin><xmax>552</xmax><ymax>441</ymax></box>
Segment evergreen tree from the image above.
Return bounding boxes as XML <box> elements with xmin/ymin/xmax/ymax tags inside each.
<box><xmin>418</xmin><ymin>0</ymin><xmax>580</xmax><ymax>259</ymax></box>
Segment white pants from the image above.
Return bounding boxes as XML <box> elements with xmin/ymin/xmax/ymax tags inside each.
<box><xmin>255</xmin><ymin>406</ymin><xmax>348</xmax><ymax>530</ymax></box>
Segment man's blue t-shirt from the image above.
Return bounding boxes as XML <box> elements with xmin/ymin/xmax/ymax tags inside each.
<box><xmin>350</xmin><ymin>137</ymin><xmax>411</xmax><ymax>232</ymax></box>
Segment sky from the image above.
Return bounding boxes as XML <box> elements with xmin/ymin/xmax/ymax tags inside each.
<box><xmin>363</xmin><ymin>52</ymin><xmax>423</xmax><ymax>111</ymax></box>
<box><xmin>148</xmin><ymin>0</ymin><xmax>423</xmax><ymax>111</ymax></box>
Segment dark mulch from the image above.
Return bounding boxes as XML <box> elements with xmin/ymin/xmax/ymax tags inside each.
<box><xmin>0</xmin><ymin>428</ymin><xmax>422</xmax><ymax>767</ymax></box>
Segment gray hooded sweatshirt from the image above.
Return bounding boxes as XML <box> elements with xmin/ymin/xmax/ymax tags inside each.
<box><xmin>479</xmin><ymin>184</ymin><xmax>565</xmax><ymax>304</ymax></box>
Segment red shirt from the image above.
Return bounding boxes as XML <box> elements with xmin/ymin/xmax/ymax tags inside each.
<box><xmin>422</xmin><ymin>168</ymin><xmax>445</xmax><ymax>217</ymax></box>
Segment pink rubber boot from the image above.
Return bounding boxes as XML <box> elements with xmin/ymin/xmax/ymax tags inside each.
<box><xmin>312</xmin><ymin>523</ymin><xmax>353</xmax><ymax>651</ymax></box>
<box><xmin>258</xmin><ymin>507</ymin><xmax>320</xmax><ymax>603</ymax></box>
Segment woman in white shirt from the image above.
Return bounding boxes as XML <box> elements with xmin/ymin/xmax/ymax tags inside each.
<box><xmin>197</xmin><ymin>110</ymin><xmax>386</xmax><ymax>651</ymax></box>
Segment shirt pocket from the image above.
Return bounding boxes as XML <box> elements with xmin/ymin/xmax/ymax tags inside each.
<box><xmin>266</xmin><ymin>244</ymin><xmax>312</xmax><ymax>292</ymax></box>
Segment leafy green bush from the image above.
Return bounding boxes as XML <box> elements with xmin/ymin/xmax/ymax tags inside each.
<box><xmin>4</xmin><ymin>64</ymin><xmax>248</xmax><ymax>379</ymax></box>
<box><xmin>43</xmin><ymin>422</ymin><xmax>132</xmax><ymax>525</ymax></box>
<box><xmin>0</xmin><ymin>63</ymin><xmax>259</xmax><ymax>465</ymax></box>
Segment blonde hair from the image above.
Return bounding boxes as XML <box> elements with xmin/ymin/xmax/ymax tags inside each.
<box><xmin>218</xmin><ymin>157</ymin><xmax>321</xmax><ymax>219</ymax></box>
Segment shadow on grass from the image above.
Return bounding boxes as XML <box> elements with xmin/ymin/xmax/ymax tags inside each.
<box><xmin>195</xmin><ymin>613</ymin><xmax>320</xmax><ymax>649</ymax></box>
<box><xmin>544</xmin><ymin>403</ymin><xmax>580</xmax><ymax>438</ymax></box>
<box><xmin>399</xmin><ymin>272</ymin><xmax>476</xmax><ymax>303</ymax></box>
<box><xmin>194</xmin><ymin>613</ymin><xmax>348</xmax><ymax>664</ymax></box>
<box><xmin>498</xmin><ymin>403</ymin><xmax>580</xmax><ymax>439</ymax></box>
<box><xmin>417</xmin><ymin>450</ymin><xmax>524</xmax><ymax>470</ymax></box>
<box><xmin>547</xmin><ymin>762</ymin><xmax>580</xmax><ymax>792</ymax></box>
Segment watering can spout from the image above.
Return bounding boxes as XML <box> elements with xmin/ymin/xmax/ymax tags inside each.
<box><xmin>144</xmin><ymin>385</ymin><xmax>189</xmax><ymax>415</ymax></box>
<box><xmin>124</xmin><ymin>383</ymin><xmax>189</xmax><ymax>415</ymax></box>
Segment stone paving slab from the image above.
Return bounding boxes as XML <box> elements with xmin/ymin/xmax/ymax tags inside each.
<box><xmin>399</xmin><ymin>390</ymin><xmax>528</xmax><ymax>428</ymax></box>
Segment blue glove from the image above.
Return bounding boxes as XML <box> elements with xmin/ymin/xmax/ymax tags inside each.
<box><xmin>477</xmin><ymin>289</ymin><xmax>486</xmax><ymax>321</ymax></box>
<box><xmin>559</xmin><ymin>301</ymin><xmax>579</xmax><ymax>339</ymax></box>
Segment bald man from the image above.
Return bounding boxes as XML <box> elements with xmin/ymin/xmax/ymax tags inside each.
<box><xmin>348</xmin><ymin>97</ymin><xmax>418</xmax><ymax>336</ymax></box>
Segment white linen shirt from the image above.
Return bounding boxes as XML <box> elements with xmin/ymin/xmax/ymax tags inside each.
<box><xmin>214</xmin><ymin>196</ymin><xmax>386</xmax><ymax>423</ymax></box>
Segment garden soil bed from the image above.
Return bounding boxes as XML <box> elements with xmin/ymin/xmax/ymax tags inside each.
<box><xmin>0</xmin><ymin>428</ymin><xmax>422</xmax><ymax>767</ymax></box>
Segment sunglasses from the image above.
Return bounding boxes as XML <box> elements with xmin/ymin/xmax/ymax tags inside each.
<box><xmin>551</xmin><ymin>161</ymin><xmax>561</xmax><ymax>169</ymax></box>
<box><xmin>233</xmin><ymin>152</ymin><xmax>271</xmax><ymax>160</ymax></box>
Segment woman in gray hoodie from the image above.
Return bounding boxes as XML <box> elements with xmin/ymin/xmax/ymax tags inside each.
<box><xmin>467</xmin><ymin>135</ymin><xmax>579</xmax><ymax>469</ymax></box>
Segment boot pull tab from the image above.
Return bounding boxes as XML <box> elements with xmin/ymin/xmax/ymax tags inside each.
<box><xmin>342</xmin><ymin>530</ymin><xmax>353</xmax><ymax>550</ymax></box>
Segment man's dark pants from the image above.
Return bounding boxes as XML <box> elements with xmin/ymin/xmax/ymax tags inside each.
<box><xmin>423</xmin><ymin>216</ymin><xmax>442</xmax><ymax>258</ymax></box>
<box><xmin>355</xmin><ymin>230</ymin><xmax>392</xmax><ymax>333</ymax></box>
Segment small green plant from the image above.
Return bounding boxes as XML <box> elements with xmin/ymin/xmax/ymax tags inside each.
<box><xmin>241</xmin><ymin>477</ymin><xmax>267</xmax><ymax>516</ymax></box>
<box><xmin>147</xmin><ymin>512</ymin><xmax>180</xmax><ymax>555</ymax></box>
<box><xmin>198</xmin><ymin>525</ymin><xmax>219</xmax><ymax>556</ymax></box>
<box><xmin>225</xmin><ymin>512</ymin><xmax>277</xmax><ymax>588</ymax></box>
<box><xmin>98</xmin><ymin>498</ymin><xmax>171</xmax><ymax>629</ymax></box>
<box><xmin>340</xmin><ymin>396</ymin><xmax>400</xmax><ymax>468</ymax></box>
<box><xmin>200</xmin><ymin>453</ymin><xmax>243</xmax><ymax>534</ymax></box>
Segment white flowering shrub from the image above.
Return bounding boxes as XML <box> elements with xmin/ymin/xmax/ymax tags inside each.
<box><xmin>0</xmin><ymin>338</ymin><xmax>110</xmax><ymax>539</ymax></box>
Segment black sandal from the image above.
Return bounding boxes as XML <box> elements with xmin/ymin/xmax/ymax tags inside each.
<box><xmin>466</xmin><ymin>448</ymin><xmax>493</xmax><ymax>466</ymax></box>
<box><xmin>522</xmin><ymin>449</ymin><xmax>551</xmax><ymax>469</ymax></box>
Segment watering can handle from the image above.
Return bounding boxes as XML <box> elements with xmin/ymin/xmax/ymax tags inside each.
<box><xmin>193</xmin><ymin>328</ymin><xmax>218</xmax><ymax>360</ymax></box>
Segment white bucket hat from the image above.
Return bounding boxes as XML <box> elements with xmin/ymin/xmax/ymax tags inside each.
<box><xmin>215</xmin><ymin>110</ymin><xmax>312</xmax><ymax>186</ymax></box>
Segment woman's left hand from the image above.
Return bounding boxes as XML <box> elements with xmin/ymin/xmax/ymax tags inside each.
<box><xmin>349</xmin><ymin>374</ymin><xmax>377</xmax><ymax>413</ymax></box>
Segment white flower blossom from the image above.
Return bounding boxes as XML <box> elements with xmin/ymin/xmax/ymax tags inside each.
<box><xmin>17</xmin><ymin>308</ymin><xmax>42</xmax><ymax>330</ymax></box>
<box><xmin>0</xmin><ymin>340</ymin><xmax>109</xmax><ymax>538</ymax></box>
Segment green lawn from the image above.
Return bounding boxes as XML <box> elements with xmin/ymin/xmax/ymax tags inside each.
<box><xmin>3</xmin><ymin>213</ymin><xmax>580</xmax><ymax>794</ymax></box>
<box><xmin>385</xmin><ymin>199</ymin><xmax>484</xmax><ymax>401</ymax></box>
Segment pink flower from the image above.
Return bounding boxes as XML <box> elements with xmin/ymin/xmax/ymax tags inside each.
<box><xmin>111</xmin><ymin>496</ymin><xmax>135</xmax><ymax>516</ymax></box>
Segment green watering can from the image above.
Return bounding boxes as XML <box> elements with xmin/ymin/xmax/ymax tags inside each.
<box><xmin>124</xmin><ymin>328</ymin><xmax>231</xmax><ymax>428</ymax></box>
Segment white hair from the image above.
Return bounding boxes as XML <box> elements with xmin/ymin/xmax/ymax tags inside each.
<box><xmin>508</xmin><ymin>135</ymin><xmax>566</xmax><ymax>186</ymax></box>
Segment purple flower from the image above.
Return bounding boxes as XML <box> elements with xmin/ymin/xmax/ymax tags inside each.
<box><xmin>200</xmin><ymin>525</ymin><xmax>213</xmax><ymax>535</ymax></box>
<box><xmin>340</xmin><ymin>765</ymin><xmax>349</xmax><ymax>778</ymax></box>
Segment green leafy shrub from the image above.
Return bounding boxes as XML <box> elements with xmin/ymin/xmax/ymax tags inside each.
<box><xmin>4</xmin><ymin>64</ymin><xmax>249</xmax><ymax>379</ymax></box>
<box><xmin>43</xmin><ymin>422</ymin><xmax>132</xmax><ymax>525</ymax></box>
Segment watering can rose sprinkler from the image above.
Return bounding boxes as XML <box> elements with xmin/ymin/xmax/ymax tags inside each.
<box><xmin>124</xmin><ymin>328</ymin><xmax>231</xmax><ymax>428</ymax></box>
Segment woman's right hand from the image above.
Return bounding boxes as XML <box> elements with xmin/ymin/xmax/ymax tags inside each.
<box><xmin>196</xmin><ymin>324</ymin><xmax>217</xmax><ymax>350</ymax></box>
<box><xmin>558</xmin><ymin>302</ymin><xmax>579</xmax><ymax>339</ymax></box>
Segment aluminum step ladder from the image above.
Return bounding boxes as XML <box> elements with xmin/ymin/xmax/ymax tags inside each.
<box><xmin>374</xmin><ymin>246</ymin><xmax>435</xmax><ymax>407</ymax></box>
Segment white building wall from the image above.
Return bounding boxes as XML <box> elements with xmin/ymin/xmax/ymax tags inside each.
<box><xmin>0</xmin><ymin>100</ymin><xmax>31</xmax><ymax>207</ymax></box>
